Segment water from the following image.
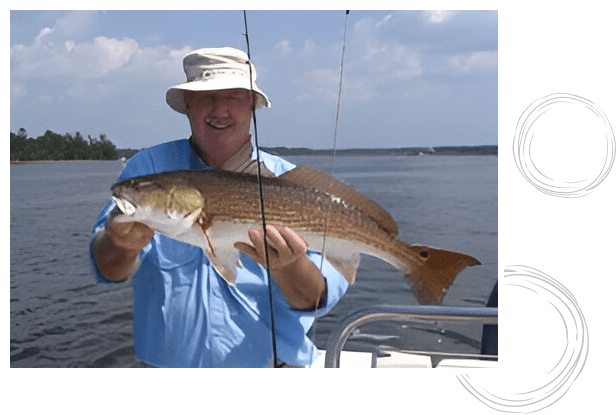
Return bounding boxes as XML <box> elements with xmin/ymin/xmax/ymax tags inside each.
<box><xmin>10</xmin><ymin>155</ymin><xmax>497</xmax><ymax>367</ymax></box>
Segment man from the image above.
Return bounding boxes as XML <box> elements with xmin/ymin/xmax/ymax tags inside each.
<box><xmin>90</xmin><ymin>47</ymin><xmax>348</xmax><ymax>367</ymax></box>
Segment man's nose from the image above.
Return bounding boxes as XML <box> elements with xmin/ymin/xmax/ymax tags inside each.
<box><xmin>209</xmin><ymin>98</ymin><xmax>230</xmax><ymax>117</ymax></box>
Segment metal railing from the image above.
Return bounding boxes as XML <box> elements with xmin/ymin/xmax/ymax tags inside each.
<box><xmin>324</xmin><ymin>305</ymin><xmax>498</xmax><ymax>368</ymax></box>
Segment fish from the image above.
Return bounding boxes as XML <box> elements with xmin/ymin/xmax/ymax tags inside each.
<box><xmin>110</xmin><ymin>167</ymin><xmax>480</xmax><ymax>305</ymax></box>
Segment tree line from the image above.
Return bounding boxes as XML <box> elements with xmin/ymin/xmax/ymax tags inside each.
<box><xmin>10</xmin><ymin>128</ymin><xmax>118</xmax><ymax>161</ymax></box>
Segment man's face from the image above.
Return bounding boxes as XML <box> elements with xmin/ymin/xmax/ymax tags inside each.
<box><xmin>185</xmin><ymin>89</ymin><xmax>254</xmax><ymax>155</ymax></box>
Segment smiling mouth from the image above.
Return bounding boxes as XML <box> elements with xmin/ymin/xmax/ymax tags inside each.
<box><xmin>206</xmin><ymin>119</ymin><xmax>231</xmax><ymax>130</ymax></box>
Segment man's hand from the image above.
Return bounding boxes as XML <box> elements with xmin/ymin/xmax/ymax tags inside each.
<box><xmin>92</xmin><ymin>216</ymin><xmax>154</xmax><ymax>282</ymax></box>
<box><xmin>234</xmin><ymin>224</ymin><xmax>326</xmax><ymax>310</ymax></box>
<box><xmin>235</xmin><ymin>224</ymin><xmax>307</xmax><ymax>272</ymax></box>
<box><xmin>105</xmin><ymin>218</ymin><xmax>155</xmax><ymax>253</ymax></box>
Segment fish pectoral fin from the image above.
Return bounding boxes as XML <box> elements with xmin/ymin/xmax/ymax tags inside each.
<box><xmin>204</xmin><ymin>221</ymin><xmax>258</xmax><ymax>286</ymax></box>
<box><xmin>184</xmin><ymin>226</ymin><xmax>237</xmax><ymax>285</ymax></box>
<box><xmin>195</xmin><ymin>228</ymin><xmax>238</xmax><ymax>285</ymax></box>
<box><xmin>170</xmin><ymin>209</ymin><xmax>203</xmax><ymax>236</ymax></box>
<box><xmin>185</xmin><ymin>207</ymin><xmax>202</xmax><ymax>222</ymax></box>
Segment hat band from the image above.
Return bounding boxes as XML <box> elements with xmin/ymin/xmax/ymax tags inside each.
<box><xmin>188</xmin><ymin>68</ymin><xmax>251</xmax><ymax>82</ymax></box>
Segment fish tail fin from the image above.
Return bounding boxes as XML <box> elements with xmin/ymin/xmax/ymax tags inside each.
<box><xmin>397</xmin><ymin>243</ymin><xmax>481</xmax><ymax>305</ymax></box>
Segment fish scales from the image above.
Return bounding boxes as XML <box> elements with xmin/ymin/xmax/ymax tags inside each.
<box><xmin>192</xmin><ymin>170</ymin><xmax>381</xmax><ymax>239</ymax></box>
<box><xmin>111</xmin><ymin>169</ymin><xmax>480</xmax><ymax>305</ymax></box>
<box><xmin>279</xmin><ymin>166</ymin><xmax>399</xmax><ymax>235</ymax></box>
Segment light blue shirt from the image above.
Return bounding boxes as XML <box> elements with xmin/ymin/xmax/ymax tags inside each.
<box><xmin>90</xmin><ymin>139</ymin><xmax>348</xmax><ymax>367</ymax></box>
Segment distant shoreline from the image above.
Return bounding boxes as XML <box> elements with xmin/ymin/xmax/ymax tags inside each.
<box><xmin>263</xmin><ymin>145</ymin><xmax>498</xmax><ymax>157</ymax></box>
<box><xmin>10</xmin><ymin>159</ymin><xmax>105</xmax><ymax>164</ymax></box>
<box><xmin>11</xmin><ymin>145</ymin><xmax>498</xmax><ymax>163</ymax></box>
<box><xmin>117</xmin><ymin>145</ymin><xmax>497</xmax><ymax>159</ymax></box>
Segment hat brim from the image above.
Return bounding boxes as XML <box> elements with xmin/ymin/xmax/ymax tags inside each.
<box><xmin>166</xmin><ymin>79</ymin><xmax>271</xmax><ymax>114</ymax></box>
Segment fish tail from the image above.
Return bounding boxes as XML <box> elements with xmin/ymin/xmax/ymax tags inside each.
<box><xmin>397</xmin><ymin>243</ymin><xmax>481</xmax><ymax>305</ymax></box>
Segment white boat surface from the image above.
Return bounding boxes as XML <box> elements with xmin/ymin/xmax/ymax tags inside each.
<box><xmin>304</xmin><ymin>304</ymin><xmax>498</xmax><ymax>368</ymax></box>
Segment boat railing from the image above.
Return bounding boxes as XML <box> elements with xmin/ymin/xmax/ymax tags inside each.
<box><xmin>323</xmin><ymin>305</ymin><xmax>498</xmax><ymax>368</ymax></box>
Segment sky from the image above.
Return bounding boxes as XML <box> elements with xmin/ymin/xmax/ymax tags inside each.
<box><xmin>9</xmin><ymin>10</ymin><xmax>497</xmax><ymax>150</ymax></box>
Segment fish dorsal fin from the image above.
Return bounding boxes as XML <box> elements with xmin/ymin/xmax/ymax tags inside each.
<box><xmin>280</xmin><ymin>166</ymin><xmax>399</xmax><ymax>235</ymax></box>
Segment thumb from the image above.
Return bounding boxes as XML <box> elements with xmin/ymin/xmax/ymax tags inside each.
<box><xmin>234</xmin><ymin>241</ymin><xmax>260</xmax><ymax>262</ymax></box>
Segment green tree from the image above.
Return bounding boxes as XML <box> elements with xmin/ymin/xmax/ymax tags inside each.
<box><xmin>10</xmin><ymin>129</ymin><xmax>119</xmax><ymax>161</ymax></box>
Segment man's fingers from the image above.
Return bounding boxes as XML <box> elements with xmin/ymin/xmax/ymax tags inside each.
<box><xmin>106</xmin><ymin>216</ymin><xmax>154</xmax><ymax>250</ymax></box>
<box><xmin>276</xmin><ymin>226</ymin><xmax>307</xmax><ymax>255</ymax></box>
<box><xmin>234</xmin><ymin>241</ymin><xmax>259</xmax><ymax>262</ymax></box>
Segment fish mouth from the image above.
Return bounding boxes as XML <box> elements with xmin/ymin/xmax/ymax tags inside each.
<box><xmin>113</xmin><ymin>197</ymin><xmax>136</xmax><ymax>216</ymax></box>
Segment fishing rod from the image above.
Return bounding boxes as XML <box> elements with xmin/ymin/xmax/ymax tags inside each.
<box><xmin>319</xmin><ymin>10</ymin><xmax>350</xmax><ymax>271</ymax></box>
<box><xmin>243</xmin><ymin>10</ymin><xmax>350</xmax><ymax>368</ymax></box>
<box><xmin>309</xmin><ymin>10</ymin><xmax>351</xmax><ymax>349</ymax></box>
<box><xmin>243</xmin><ymin>10</ymin><xmax>279</xmax><ymax>368</ymax></box>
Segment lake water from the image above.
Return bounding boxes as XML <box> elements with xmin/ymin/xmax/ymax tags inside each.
<box><xmin>10</xmin><ymin>154</ymin><xmax>497</xmax><ymax>367</ymax></box>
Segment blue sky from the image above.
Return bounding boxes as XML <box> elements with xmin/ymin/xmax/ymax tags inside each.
<box><xmin>10</xmin><ymin>10</ymin><xmax>497</xmax><ymax>150</ymax></box>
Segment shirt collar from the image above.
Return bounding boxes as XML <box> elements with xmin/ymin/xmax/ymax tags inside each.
<box><xmin>220</xmin><ymin>140</ymin><xmax>254</xmax><ymax>172</ymax></box>
<box><xmin>188</xmin><ymin>136</ymin><xmax>274</xmax><ymax>177</ymax></box>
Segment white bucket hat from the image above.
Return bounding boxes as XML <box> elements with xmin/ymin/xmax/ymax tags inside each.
<box><xmin>166</xmin><ymin>47</ymin><xmax>271</xmax><ymax>114</ymax></box>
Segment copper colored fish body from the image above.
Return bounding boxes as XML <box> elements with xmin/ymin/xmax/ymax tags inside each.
<box><xmin>111</xmin><ymin>167</ymin><xmax>480</xmax><ymax>305</ymax></box>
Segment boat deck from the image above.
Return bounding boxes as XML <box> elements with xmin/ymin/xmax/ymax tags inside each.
<box><xmin>308</xmin><ymin>305</ymin><xmax>498</xmax><ymax>368</ymax></box>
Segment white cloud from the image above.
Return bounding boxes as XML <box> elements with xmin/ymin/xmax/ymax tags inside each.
<box><xmin>35</xmin><ymin>27</ymin><xmax>54</xmax><ymax>42</ymax></box>
<box><xmin>423</xmin><ymin>10</ymin><xmax>455</xmax><ymax>24</ymax></box>
<box><xmin>64</xmin><ymin>39</ymin><xmax>76</xmax><ymax>52</ymax></box>
<box><xmin>11</xmin><ymin>34</ymin><xmax>140</xmax><ymax>79</ymax></box>
<box><xmin>10</xmin><ymin>12</ymin><xmax>192</xmax><ymax>103</ymax></box>
<box><xmin>303</xmin><ymin>39</ymin><xmax>315</xmax><ymax>54</ymax></box>
<box><xmin>275</xmin><ymin>39</ymin><xmax>292</xmax><ymax>55</ymax></box>
<box><xmin>377</xmin><ymin>14</ymin><xmax>392</xmax><ymax>28</ymax></box>
<box><xmin>274</xmin><ymin>38</ymin><xmax>316</xmax><ymax>57</ymax></box>
<box><xmin>444</xmin><ymin>50</ymin><xmax>498</xmax><ymax>75</ymax></box>
<box><xmin>89</xmin><ymin>36</ymin><xmax>140</xmax><ymax>77</ymax></box>
<box><xmin>296</xmin><ymin>17</ymin><xmax>426</xmax><ymax>103</ymax></box>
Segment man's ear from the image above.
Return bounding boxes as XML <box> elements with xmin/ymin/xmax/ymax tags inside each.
<box><xmin>251</xmin><ymin>91</ymin><xmax>259</xmax><ymax>110</ymax></box>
